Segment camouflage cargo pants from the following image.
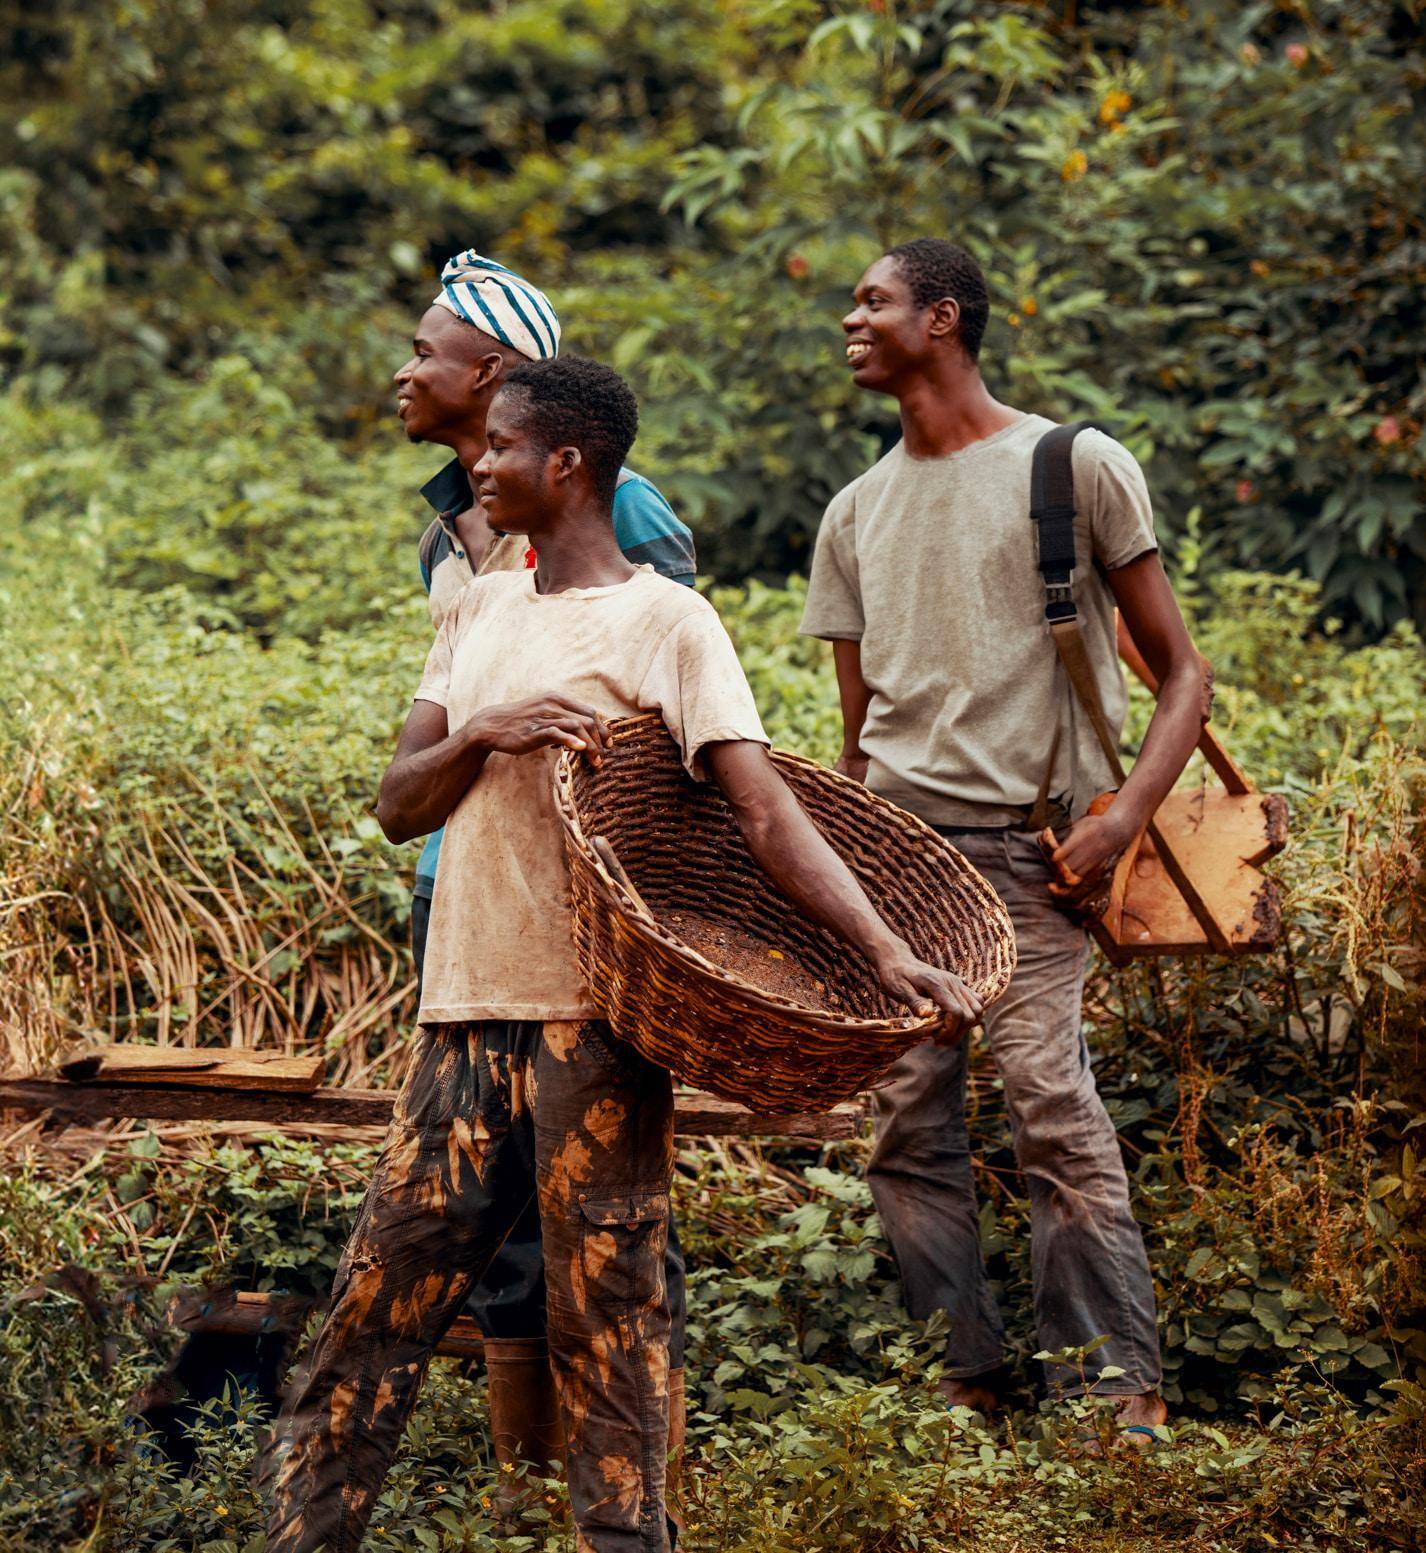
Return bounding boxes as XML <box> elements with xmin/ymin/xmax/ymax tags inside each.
<box><xmin>261</xmin><ymin>1018</ymin><xmax>677</xmax><ymax>1553</ymax></box>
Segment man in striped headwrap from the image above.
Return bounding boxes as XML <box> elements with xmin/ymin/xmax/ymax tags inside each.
<box><xmin>269</xmin><ymin>253</ymin><xmax>693</xmax><ymax>1535</ymax></box>
<box><xmin>404</xmin><ymin>251</ymin><xmax>693</xmax><ymax>1499</ymax></box>
<box><xmin>403</xmin><ymin>250</ymin><xmax>695</xmax><ymax>616</ymax></box>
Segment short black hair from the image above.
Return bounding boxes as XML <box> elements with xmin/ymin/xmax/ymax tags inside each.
<box><xmin>885</xmin><ymin>238</ymin><xmax>990</xmax><ymax>361</ymax></box>
<box><xmin>502</xmin><ymin>354</ymin><xmax>638</xmax><ymax>507</ymax></box>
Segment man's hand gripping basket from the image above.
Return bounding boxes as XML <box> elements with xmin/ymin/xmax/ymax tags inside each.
<box><xmin>554</xmin><ymin>715</ymin><xmax>1016</xmax><ymax>1112</ymax></box>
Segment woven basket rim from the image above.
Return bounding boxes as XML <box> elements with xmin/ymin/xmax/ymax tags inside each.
<box><xmin>554</xmin><ymin>715</ymin><xmax>1015</xmax><ymax>1035</ymax></box>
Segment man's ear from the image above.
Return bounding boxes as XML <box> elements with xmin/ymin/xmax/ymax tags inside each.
<box><xmin>469</xmin><ymin>351</ymin><xmax>507</xmax><ymax>395</ymax></box>
<box><xmin>550</xmin><ymin>445</ymin><xmax>583</xmax><ymax>484</ymax></box>
<box><xmin>927</xmin><ymin>297</ymin><xmax>961</xmax><ymax>342</ymax></box>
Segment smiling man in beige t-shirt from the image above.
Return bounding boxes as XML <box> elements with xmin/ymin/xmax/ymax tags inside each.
<box><xmin>263</xmin><ymin>354</ymin><xmax>981</xmax><ymax>1553</ymax></box>
<box><xmin>802</xmin><ymin>238</ymin><xmax>1205</xmax><ymax>1442</ymax></box>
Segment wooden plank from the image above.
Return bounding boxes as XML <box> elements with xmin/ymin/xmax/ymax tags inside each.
<box><xmin>167</xmin><ymin>1288</ymin><xmax>486</xmax><ymax>1359</ymax></box>
<box><xmin>1095</xmin><ymin>788</ymin><xmax>1287</xmax><ymax>962</ymax></box>
<box><xmin>0</xmin><ymin>1079</ymin><xmax>861</xmax><ymax>1141</ymax></box>
<box><xmin>58</xmin><ymin>1045</ymin><xmax>325</xmax><ymax>1092</ymax></box>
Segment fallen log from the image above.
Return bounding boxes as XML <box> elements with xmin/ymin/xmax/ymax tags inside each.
<box><xmin>168</xmin><ymin>1287</ymin><xmax>486</xmax><ymax>1360</ymax></box>
<box><xmin>0</xmin><ymin>1077</ymin><xmax>861</xmax><ymax>1141</ymax></box>
<box><xmin>58</xmin><ymin>1044</ymin><xmax>325</xmax><ymax>1091</ymax></box>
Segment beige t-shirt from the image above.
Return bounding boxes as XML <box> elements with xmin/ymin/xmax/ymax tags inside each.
<box><xmin>800</xmin><ymin>416</ymin><xmax>1157</xmax><ymax>826</ymax></box>
<box><xmin>414</xmin><ymin>566</ymin><xmax>769</xmax><ymax>1024</ymax></box>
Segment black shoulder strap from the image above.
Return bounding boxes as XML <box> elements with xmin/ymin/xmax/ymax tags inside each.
<box><xmin>1030</xmin><ymin>420</ymin><xmax>1104</xmax><ymax>624</ymax></box>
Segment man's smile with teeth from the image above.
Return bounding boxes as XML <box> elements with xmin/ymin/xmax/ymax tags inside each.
<box><xmin>846</xmin><ymin>340</ymin><xmax>872</xmax><ymax>362</ymax></box>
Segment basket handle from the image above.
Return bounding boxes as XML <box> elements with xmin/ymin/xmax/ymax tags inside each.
<box><xmin>591</xmin><ymin>835</ymin><xmax>658</xmax><ymax>926</ymax></box>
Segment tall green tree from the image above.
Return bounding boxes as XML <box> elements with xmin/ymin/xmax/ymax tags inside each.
<box><xmin>656</xmin><ymin>0</ymin><xmax>1426</xmax><ymax>629</ymax></box>
<box><xmin>1</xmin><ymin>0</ymin><xmax>743</xmax><ymax>409</ymax></box>
<box><xmin>2</xmin><ymin>0</ymin><xmax>1422</xmax><ymax>631</ymax></box>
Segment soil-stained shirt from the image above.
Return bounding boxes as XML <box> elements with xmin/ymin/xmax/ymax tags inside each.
<box><xmin>800</xmin><ymin>416</ymin><xmax>1157</xmax><ymax>827</ymax></box>
<box><xmin>412</xmin><ymin>462</ymin><xmax>696</xmax><ymax>899</ymax></box>
<box><xmin>413</xmin><ymin>565</ymin><xmax>768</xmax><ymax>1024</ymax></box>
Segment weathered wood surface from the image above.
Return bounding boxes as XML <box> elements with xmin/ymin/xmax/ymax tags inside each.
<box><xmin>0</xmin><ymin>1078</ymin><xmax>862</xmax><ymax>1140</ymax></box>
<box><xmin>169</xmin><ymin>1287</ymin><xmax>487</xmax><ymax>1359</ymax></box>
<box><xmin>58</xmin><ymin>1044</ymin><xmax>325</xmax><ymax>1092</ymax></box>
<box><xmin>1093</xmin><ymin>613</ymin><xmax>1287</xmax><ymax>964</ymax></box>
<box><xmin>1094</xmin><ymin>786</ymin><xmax>1288</xmax><ymax>962</ymax></box>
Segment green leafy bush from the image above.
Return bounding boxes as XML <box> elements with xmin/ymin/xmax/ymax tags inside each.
<box><xmin>4</xmin><ymin>1</ymin><xmax>1424</xmax><ymax>627</ymax></box>
<box><xmin>2</xmin><ymin>544</ymin><xmax>1422</xmax><ymax>1548</ymax></box>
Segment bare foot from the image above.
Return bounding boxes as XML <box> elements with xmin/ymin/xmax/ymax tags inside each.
<box><xmin>1114</xmin><ymin>1390</ymin><xmax>1168</xmax><ymax>1447</ymax></box>
<box><xmin>936</xmin><ymin>1375</ymin><xmax>1005</xmax><ymax>1414</ymax></box>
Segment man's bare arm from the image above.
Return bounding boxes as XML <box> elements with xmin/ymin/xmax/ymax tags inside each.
<box><xmin>703</xmin><ymin>739</ymin><xmax>982</xmax><ymax>1030</ymax></box>
<box><xmin>1052</xmin><ymin>551</ymin><xmax>1204</xmax><ymax>883</ymax></box>
<box><xmin>376</xmin><ymin>694</ymin><xmax>610</xmax><ymax>844</ymax></box>
<box><xmin>831</xmin><ymin>639</ymin><xmax>871</xmax><ymax>782</ymax></box>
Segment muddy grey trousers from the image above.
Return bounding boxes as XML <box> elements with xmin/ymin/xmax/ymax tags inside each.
<box><xmin>867</xmin><ymin>828</ymin><xmax>1162</xmax><ymax>1394</ymax></box>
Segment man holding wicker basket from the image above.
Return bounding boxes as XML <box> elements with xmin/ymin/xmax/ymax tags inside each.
<box><xmin>261</xmin><ymin>352</ymin><xmax>981</xmax><ymax>1553</ymax></box>
<box><xmin>802</xmin><ymin>238</ymin><xmax>1205</xmax><ymax>1444</ymax></box>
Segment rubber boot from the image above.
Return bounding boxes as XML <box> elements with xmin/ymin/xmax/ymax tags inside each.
<box><xmin>484</xmin><ymin>1336</ymin><xmax>564</xmax><ymax>1525</ymax></box>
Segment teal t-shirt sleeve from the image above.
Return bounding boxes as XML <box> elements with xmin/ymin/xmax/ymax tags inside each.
<box><xmin>612</xmin><ymin>472</ymin><xmax>696</xmax><ymax>585</ymax></box>
<box><xmin>413</xmin><ymin>520</ymin><xmax>442</xmax><ymax>891</ymax></box>
<box><xmin>414</xmin><ymin>826</ymin><xmax>442</xmax><ymax>894</ymax></box>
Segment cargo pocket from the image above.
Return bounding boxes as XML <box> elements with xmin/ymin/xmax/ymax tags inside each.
<box><xmin>577</xmin><ymin>1191</ymin><xmax>669</xmax><ymax>1306</ymax></box>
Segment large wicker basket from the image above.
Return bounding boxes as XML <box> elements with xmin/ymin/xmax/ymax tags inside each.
<box><xmin>554</xmin><ymin>715</ymin><xmax>1016</xmax><ymax>1112</ymax></box>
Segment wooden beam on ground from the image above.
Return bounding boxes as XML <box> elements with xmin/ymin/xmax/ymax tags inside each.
<box><xmin>170</xmin><ymin>1288</ymin><xmax>486</xmax><ymax>1361</ymax></box>
<box><xmin>0</xmin><ymin>1078</ymin><xmax>861</xmax><ymax>1141</ymax></box>
<box><xmin>58</xmin><ymin>1044</ymin><xmax>324</xmax><ymax>1091</ymax></box>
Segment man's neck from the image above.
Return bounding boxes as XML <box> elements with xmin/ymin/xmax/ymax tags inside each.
<box><xmin>528</xmin><ymin>504</ymin><xmax>638</xmax><ymax>594</ymax></box>
<box><xmin>431</xmin><ymin>424</ymin><xmax>492</xmax><ymax>561</ymax></box>
<box><xmin>448</xmin><ymin>427</ymin><xmax>489</xmax><ymax>495</ymax></box>
<box><xmin>895</xmin><ymin>358</ymin><xmax>1022</xmax><ymax>459</ymax></box>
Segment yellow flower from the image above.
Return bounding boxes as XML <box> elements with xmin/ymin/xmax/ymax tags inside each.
<box><xmin>1008</xmin><ymin>313</ymin><xmax>1022</xmax><ymax>328</ymax></box>
<box><xmin>1061</xmin><ymin>149</ymin><xmax>1088</xmax><ymax>182</ymax></box>
<box><xmin>1020</xmin><ymin>296</ymin><xmax>1038</xmax><ymax>316</ymax></box>
<box><xmin>1099</xmin><ymin>89</ymin><xmax>1131</xmax><ymax>125</ymax></box>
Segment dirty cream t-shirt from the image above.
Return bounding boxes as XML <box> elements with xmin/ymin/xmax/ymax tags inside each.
<box><xmin>800</xmin><ymin>416</ymin><xmax>1157</xmax><ymax>826</ymax></box>
<box><xmin>414</xmin><ymin>566</ymin><xmax>768</xmax><ymax>1024</ymax></box>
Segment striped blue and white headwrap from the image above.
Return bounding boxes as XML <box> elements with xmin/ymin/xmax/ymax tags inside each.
<box><xmin>432</xmin><ymin>250</ymin><xmax>561</xmax><ymax>361</ymax></box>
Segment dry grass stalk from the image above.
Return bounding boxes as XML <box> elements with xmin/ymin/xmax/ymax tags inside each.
<box><xmin>2</xmin><ymin>753</ymin><xmax>415</xmax><ymax>1081</ymax></box>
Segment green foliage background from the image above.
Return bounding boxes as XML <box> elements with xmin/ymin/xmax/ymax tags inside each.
<box><xmin>2</xmin><ymin>0</ymin><xmax>1424</xmax><ymax>631</ymax></box>
<box><xmin>1</xmin><ymin>2</ymin><xmax>1425</xmax><ymax>1550</ymax></box>
<box><xmin>3</xmin><ymin>541</ymin><xmax>1424</xmax><ymax>1548</ymax></box>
